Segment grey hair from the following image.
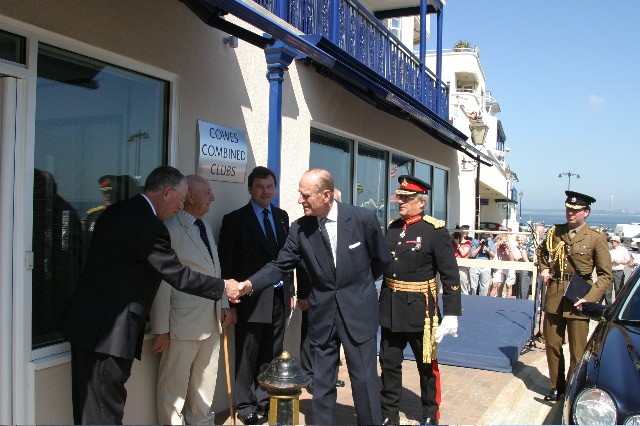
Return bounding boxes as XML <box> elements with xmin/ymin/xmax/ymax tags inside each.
<box><xmin>306</xmin><ymin>169</ymin><xmax>335</xmax><ymax>195</ymax></box>
<box><xmin>417</xmin><ymin>193</ymin><xmax>428</xmax><ymax>202</ymax></box>
<box><xmin>144</xmin><ymin>166</ymin><xmax>185</xmax><ymax>192</ymax></box>
<box><xmin>186</xmin><ymin>174</ymin><xmax>208</xmax><ymax>191</ymax></box>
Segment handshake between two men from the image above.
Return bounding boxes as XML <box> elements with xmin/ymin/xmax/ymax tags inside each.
<box><xmin>223</xmin><ymin>279</ymin><xmax>254</xmax><ymax>303</ymax></box>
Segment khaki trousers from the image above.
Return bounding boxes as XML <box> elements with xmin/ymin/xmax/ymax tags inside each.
<box><xmin>157</xmin><ymin>332</ymin><xmax>221</xmax><ymax>425</ymax></box>
<box><xmin>543</xmin><ymin>312</ymin><xmax>589</xmax><ymax>390</ymax></box>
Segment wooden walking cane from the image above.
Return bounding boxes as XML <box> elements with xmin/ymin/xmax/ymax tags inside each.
<box><xmin>223</xmin><ymin>327</ymin><xmax>236</xmax><ymax>425</ymax></box>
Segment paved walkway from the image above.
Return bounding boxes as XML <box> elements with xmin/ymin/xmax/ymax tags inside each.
<box><xmin>217</xmin><ymin>335</ymin><xmax>569</xmax><ymax>425</ymax></box>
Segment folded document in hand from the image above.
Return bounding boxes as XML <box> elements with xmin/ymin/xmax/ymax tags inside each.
<box><xmin>564</xmin><ymin>275</ymin><xmax>591</xmax><ymax>303</ymax></box>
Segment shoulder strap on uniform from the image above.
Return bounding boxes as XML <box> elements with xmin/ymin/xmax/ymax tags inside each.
<box><xmin>86</xmin><ymin>205</ymin><xmax>105</xmax><ymax>215</ymax></box>
<box><xmin>422</xmin><ymin>214</ymin><xmax>445</xmax><ymax>229</ymax></box>
<box><xmin>388</xmin><ymin>216</ymin><xmax>402</xmax><ymax>226</ymax></box>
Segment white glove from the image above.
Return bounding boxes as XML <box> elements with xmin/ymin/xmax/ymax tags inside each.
<box><xmin>434</xmin><ymin>315</ymin><xmax>458</xmax><ymax>343</ymax></box>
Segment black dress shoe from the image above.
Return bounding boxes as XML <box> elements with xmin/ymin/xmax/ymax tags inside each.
<box><xmin>335</xmin><ymin>379</ymin><xmax>345</xmax><ymax>387</ymax></box>
<box><xmin>306</xmin><ymin>383</ymin><xmax>314</xmax><ymax>394</ymax></box>
<box><xmin>544</xmin><ymin>388</ymin><xmax>562</xmax><ymax>402</ymax></box>
<box><xmin>421</xmin><ymin>417</ymin><xmax>438</xmax><ymax>425</ymax></box>
<box><xmin>237</xmin><ymin>412</ymin><xmax>259</xmax><ymax>425</ymax></box>
<box><xmin>382</xmin><ymin>416</ymin><xmax>399</xmax><ymax>425</ymax></box>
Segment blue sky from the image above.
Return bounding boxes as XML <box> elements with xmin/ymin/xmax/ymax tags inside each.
<box><xmin>436</xmin><ymin>1</ymin><xmax>639</xmax><ymax>212</ymax></box>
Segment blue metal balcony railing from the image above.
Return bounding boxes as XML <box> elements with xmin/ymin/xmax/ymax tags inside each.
<box><xmin>254</xmin><ymin>0</ymin><xmax>449</xmax><ymax>120</ymax></box>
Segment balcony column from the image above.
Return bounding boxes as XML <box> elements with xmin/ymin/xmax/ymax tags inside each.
<box><xmin>274</xmin><ymin>0</ymin><xmax>287</xmax><ymax>20</ymax></box>
<box><xmin>436</xmin><ymin>8</ymin><xmax>443</xmax><ymax>114</ymax></box>
<box><xmin>419</xmin><ymin>0</ymin><xmax>427</xmax><ymax>104</ymax></box>
<box><xmin>330</xmin><ymin>0</ymin><xmax>340</xmax><ymax>44</ymax></box>
<box><xmin>265</xmin><ymin>40</ymin><xmax>297</xmax><ymax>207</ymax></box>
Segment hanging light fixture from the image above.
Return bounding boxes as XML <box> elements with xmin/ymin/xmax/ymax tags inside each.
<box><xmin>469</xmin><ymin>116</ymin><xmax>489</xmax><ymax>146</ymax></box>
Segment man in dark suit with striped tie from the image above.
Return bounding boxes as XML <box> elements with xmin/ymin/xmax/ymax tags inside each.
<box><xmin>218</xmin><ymin>166</ymin><xmax>294</xmax><ymax>425</ymax></box>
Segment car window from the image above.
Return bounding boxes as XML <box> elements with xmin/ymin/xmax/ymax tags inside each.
<box><xmin>619</xmin><ymin>275</ymin><xmax>640</xmax><ymax>322</ymax></box>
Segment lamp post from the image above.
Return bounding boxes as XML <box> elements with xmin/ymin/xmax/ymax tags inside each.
<box><xmin>468</xmin><ymin>114</ymin><xmax>489</xmax><ymax>230</ymax></box>
<box><xmin>518</xmin><ymin>191</ymin><xmax>523</xmax><ymax>221</ymax></box>
<box><xmin>504</xmin><ymin>167</ymin><xmax>518</xmax><ymax>228</ymax></box>
<box><xmin>128</xmin><ymin>129</ymin><xmax>150</xmax><ymax>180</ymax></box>
<box><xmin>558</xmin><ymin>171</ymin><xmax>580</xmax><ymax>190</ymax></box>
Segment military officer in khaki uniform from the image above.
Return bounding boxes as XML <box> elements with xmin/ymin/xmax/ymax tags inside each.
<box><xmin>380</xmin><ymin>176</ymin><xmax>461</xmax><ymax>425</ymax></box>
<box><xmin>537</xmin><ymin>191</ymin><xmax>612</xmax><ymax>402</ymax></box>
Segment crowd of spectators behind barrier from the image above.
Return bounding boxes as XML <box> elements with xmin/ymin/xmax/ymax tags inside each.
<box><xmin>454</xmin><ymin>225</ymin><xmax>543</xmax><ymax>300</ymax></box>
<box><xmin>454</xmin><ymin>222</ymin><xmax>639</xmax><ymax>306</ymax></box>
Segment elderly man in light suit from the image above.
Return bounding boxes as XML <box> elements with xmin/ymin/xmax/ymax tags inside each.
<box><xmin>150</xmin><ymin>175</ymin><xmax>236</xmax><ymax>425</ymax></box>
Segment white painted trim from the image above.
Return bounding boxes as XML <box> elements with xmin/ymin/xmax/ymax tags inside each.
<box><xmin>0</xmin><ymin>76</ymin><xmax>17</xmax><ymax>425</ymax></box>
<box><xmin>13</xmin><ymin>71</ymin><xmax>33</xmax><ymax>425</ymax></box>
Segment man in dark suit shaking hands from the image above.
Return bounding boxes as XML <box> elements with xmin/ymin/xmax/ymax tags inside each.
<box><xmin>239</xmin><ymin>169</ymin><xmax>392</xmax><ymax>425</ymax></box>
<box><xmin>218</xmin><ymin>166</ymin><xmax>295</xmax><ymax>425</ymax></box>
<box><xmin>64</xmin><ymin>166</ymin><xmax>244</xmax><ymax>425</ymax></box>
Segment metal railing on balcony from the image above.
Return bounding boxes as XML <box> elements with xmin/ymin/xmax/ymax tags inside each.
<box><xmin>254</xmin><ymin>0</ymin><xmax>449</xmax><ymax>119</ymax></box>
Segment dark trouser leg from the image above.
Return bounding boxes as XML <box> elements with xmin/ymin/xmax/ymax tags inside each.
<box><xmin>543</xmin><ymin>313</ymin><xmax>566</xmax><ymax>391</ymax></box>
<box><xmin>379</xmin><ymin>327</ymin><xmax>406</xmax><ymax>422</ymax></box>
<box><xmin>71</xmin><ymin>345</ymin><xmax>132</xmax><ymax>425</ymax></box>
<box><xmin>255</xmin><ymin>288</ymin><xmax>285</xmax><ymax>411</ymax></box>
<box><xmin>300</xmin><ymin>309</ymin><xmax>313</xmax><ymax>382</ymax></box>
<box><xmin>611</xmin><ymin>270</ymin><xmax>625</xmax><ymax>303</ymax></box>
<box><xmin>234</xmin><ymin>322</ymin><xmax>264</xmax><ymax>416</ymax></box>
<box><xmin>338</xmin><ymin>311</ymin><xmax>381</xmax><ymax>425</ymax></box>
<box><xmin>407</xmin><ymin>331</ymin><xmax>440</xmax><ymax>421</ymax></box>
<box><xmin>518</xmin><ymin>270</ymin><xmax>532</xmax><ymax>299</ymax></box>
<box><xmin>310</xmin><ymin>322</ymin><xmax>340</xmax><ymax>424</ymax></box>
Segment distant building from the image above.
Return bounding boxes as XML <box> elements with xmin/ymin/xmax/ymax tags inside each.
<box><xmin>427</xmin><ymin>46</ymin><xmax>520</xmax><ymax>231</ymax></box>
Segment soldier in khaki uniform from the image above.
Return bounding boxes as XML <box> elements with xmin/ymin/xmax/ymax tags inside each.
<box><xmin>537</xmin><ymin>191</ymin><xmax>612</xmax><ymax>402</ymax></box>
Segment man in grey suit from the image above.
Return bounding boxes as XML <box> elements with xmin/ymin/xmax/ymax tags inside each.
<box><xmin>239</xmin><ymin>169</ymin><xmax>392</xmax><ymax>425</ymax></box>
<box><xmin>150</xmin><ymin>175</ymin><xmax>236</xmax><ymax>424</ymax></box>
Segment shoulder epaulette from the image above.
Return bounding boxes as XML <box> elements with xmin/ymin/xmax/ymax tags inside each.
<box><xmin>388</xmin><ymin>216</ymin><xmax>402</xmax><ymax>226</ymax></box>
<box><xmin>590</xmin><ymin>227</ymin><xmax>604</xmax><ymax>235</ymax></box>
<box><xmin>422</xmin><ymin>214</ymin><xmax>445</xmax><ymax>229</ymax></box>
<box><xmin>86</xmin><ymin>205</ymin><xmax>106</xmax><ymax>215</ymax></box>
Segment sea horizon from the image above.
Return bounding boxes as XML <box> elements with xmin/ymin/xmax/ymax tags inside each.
<box><xmin>519</xmin><ymin>208</ymin><xmax>640</xmax><ymax>231</ymax></box>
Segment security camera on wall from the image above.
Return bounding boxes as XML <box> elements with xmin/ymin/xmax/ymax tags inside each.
<box><xmin>505</xmin><ymin>146</ymin><xmax>511</xmax><ymax>153</ymax></box>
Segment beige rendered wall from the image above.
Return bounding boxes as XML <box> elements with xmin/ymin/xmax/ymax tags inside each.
<box><xmin>0</xmin><ymin>0</ymin><xmax>459</xmax><ymax>423</ymax></box>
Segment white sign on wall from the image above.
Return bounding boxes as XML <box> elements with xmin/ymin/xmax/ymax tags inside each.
<box><xmin>197</xmin><ymin>119</ymin><xmax>248</xmax><ymax>183</ymax></box>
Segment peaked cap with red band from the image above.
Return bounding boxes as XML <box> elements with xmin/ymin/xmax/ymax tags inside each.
<box><xmin>395</xmin><ymin>175</ymin><xmax>431</xmax><ymax>195</ymax></box>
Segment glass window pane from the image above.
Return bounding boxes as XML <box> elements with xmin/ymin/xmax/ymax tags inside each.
<box><xmin>432</xmin><ymin>167</ymin><xmax>448</xmax><ymax>220</ymax></box>
<box><xmin>415</xmin><ymin>161</ymin><xmax>433</xmax><ymax>215</ymax></box>
<box><xmin>32</xmin><ymin>44</ymin><xmax>169</xmax><ymax>349</ymax></box>
<box><xmin>356</xmin><ymin>144</ymin><xmax>387</xmax><ymax>229</ymax></box>
<box><xmin>310</xmin><ymin>129</ymin><xmax>353</xmax><ymax>203</ymax></box>
<box><xmin>0</xmin><ymin>29</ymin><xmax>26</xmax><ymax>64</ymax></box>
<box><xmin>389</xmin><ymin>154</ymin><xmax>413</xmax><ymax>220</ymax></box>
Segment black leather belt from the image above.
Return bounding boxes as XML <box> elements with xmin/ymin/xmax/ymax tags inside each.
<box><xmin>559</xmin><ymin>273</ymin><xmax>591</xmax><ymax>282</ymax></box>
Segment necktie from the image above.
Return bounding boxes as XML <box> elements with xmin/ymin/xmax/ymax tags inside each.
<box><xmin>262</xmin><ymin>209</ymin><xmax>278</xmax><ymax>252</ymax></box>
<box><xmin>194</xmin><ymin>218</ymin><xmax>213</xmax><ymax>260</ymax></box>
<box><xmin>319</xmin><ymin>217</ymin><xmax>336</xmax><ymax>277</ymax></box>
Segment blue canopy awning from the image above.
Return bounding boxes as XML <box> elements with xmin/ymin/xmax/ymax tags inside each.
<box><xmin>180</xmin><ymin>0</ymin><xmax>493</xmax><ymax>166</ymax></box>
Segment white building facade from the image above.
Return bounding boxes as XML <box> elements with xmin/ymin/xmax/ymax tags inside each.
<box><xmin>0</xmin><ymin>0</ymin><xmax>491</xmax><ymax>423</ymax></box>
<box><xmin>427</xmin><ymin>47</ymin><xmax>520</xmax><ymax>232</ymax></box>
